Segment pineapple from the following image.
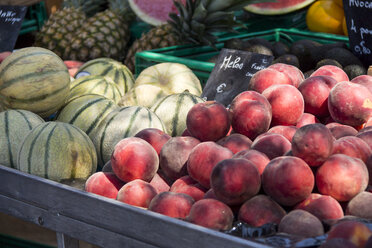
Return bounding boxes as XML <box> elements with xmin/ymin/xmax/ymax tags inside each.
<box><xmin>124</xmin><ymin>0</ymin><xmax>265</xmax><ymax>72</ymax></box>
<box><xmin>34</xmin><ymin>0</ymin><xmax>107</xmax><ymax>59</ymax></box>
<box><xmin>65</xmin><ymin>0</ymin><xmax>134</xmax><ymax>62</ymax></box>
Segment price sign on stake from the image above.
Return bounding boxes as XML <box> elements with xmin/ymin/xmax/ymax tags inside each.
<box><xmin>201</xmin><ymin>48</ymin><xmax>273</xmax><ymax>107</ymax></box>
<box><xmin>343</xmin><ymin>0</ymin><xmax>372</xmax><ymax>66</ymax></box>
<box><xmin>0</xmin><ymin>5</ymin><xmax>27</xmax><ymax>53</ymax></box>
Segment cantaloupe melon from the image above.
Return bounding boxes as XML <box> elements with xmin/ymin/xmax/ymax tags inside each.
<box><xmin>0</xmin><ymin>47</ymin><xmax>71</xmax><ymax>118</ymax></box>
<box><xmin>16</xmin><ymin>122</ymin><xmax>97</xmax><ymax>182</ymax></box>
<box><xmin>118</xmin><ymin>84</ymin><xmax>167</xmax><ymax>108</ymax></box>
<box><xmin>0</xmin><ymin>109</ymin><xmax>44</xmax><ymax>168</ymax></box>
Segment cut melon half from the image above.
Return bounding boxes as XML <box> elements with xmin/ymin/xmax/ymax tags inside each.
<box><xmin>128</xmin><ymin>0</ymin><xmax>186</xmax><ymax>26</ymax></box>
<box><xmin>244</xmin><ymin>0</ymin><xmax>316</xmax><ymax>15</ymax></box>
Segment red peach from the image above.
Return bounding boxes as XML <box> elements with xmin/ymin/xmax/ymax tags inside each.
<box><xmin>249</xmin><ymin>68</ymin><xmax>294</xmax><ymax>93</ymax></box>
<box><xmin>216</xmin><ymin>133</ymin><xmax>252</xmax><ymax>154</ymax></box>
<box><xmin>262</xmin><ymin>84</ymin><xmax>305</xmax><ymax>126</ymax></box>
<box><xmin>186</xmin><ymin>198</ymin><xmax>234</xmax><ymax>231</ymax></box>
<box><xmin>351</xmin><ymin>74</ymin><xmax>372</xmax><ymax>93</ymax></box>
<box><xmin>111</xmin><ymin>137</ymin><xmax>159</xmax><ymax>183</ymax></box>
<box><xmin>170</xmin><ymin>175</ymin><xmax>207</xmax><ymax>202</ymax></box>
<box><xmin>310</xmin><ymin>65</ymin><xmax>349</xmax><ymax>82</ymax></box>
<box><xmin>296</xmin><ymin>113</ymin><xmax>320</xmax><ymax>128</ymax></box>
<box><xmin>262</xmin><ymin>156</ymin><xmax>314</xmax><ymax>206</ymax></box>
<box><xmin>326</xmin><ymin>220</ymin><xmax>372</xmax><ymax>247</ymax></box>
<box><xmin>149</xmin><ymin>172</ymin><xmax>170</xmax><ymax>193</ymax></box>
<box><xmin>328</xmin><ymin>124</ymin><xmax>358</xmax><ymax>139</ymax></box>
<box><xmin>356</xmin><ymin>130</ymin><xmax>372</xmax><ymax>150</ymax></box>
<box><xmin>228</xmin><ymin>90</ymin><xmax>272</xmax><ymax>114</ymax></box>
<box><xmin>345</xmin><ymin>191</ymin><xmax>372</xmax><ymax>219</ymax></box>
<box><xmin>85</xmin><ymin>172</ymin><xmax>124</xmax><ymax>199</ymax></box>
<box><xmin>186</xmin><ymin>101</ymin><xmax>230</xmax><ymax>142</ymax></box>
<box><xmin>267</xmin><ymin>125</ymin><xmax>298</xmax><ymax>142</ymax></box>
<box><xmin>116</xmin><ymin>179</ymin><xmax>158</xmax><ymax>208</ymax></box>
<box><xmin>251</xmin><ymin>133</ymin><xmax>292</xmax><ymax>160</ymax></box>
<box><xmin>0</xmin><ymin>51</ymin><xmax>12</xmax><ymax>63</ymax></box>
<box><xmin>148</xmin><ymin>191</ymin><xmax>194</xmax><ymax>219</ymax></box>
<box><xmin>268</xmin><ymin>63</ymin><xmax>305</xmax><ymax>88</ymax></box>
<box><xmin>134</xmin><ymin>128</ymin><xmax>171</xmax><ymax>156</ymax></box>
<box><xmin>332</xmin><ymin>136</ymin><xmax>372</xmax><ymax>163</ymax></box>
<box><xmin>316</xmin><ymin>154</ymin><xmax>369</xmax><ymax>202</ymax></box>
<box><xmin>233</xmin><ymin>149</ymin><xmax>270</xmax><ymax>175</ymax></box>
<box><xmin>366</xmin><ymin>155</ymin><xmax>372</xmax><ymax>185</ymax></box>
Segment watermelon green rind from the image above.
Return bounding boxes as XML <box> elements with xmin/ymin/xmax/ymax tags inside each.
<box><xmin>244</xmin><ymin>0</ymin><xmax>315</xmax><ymax>15</ymax></box>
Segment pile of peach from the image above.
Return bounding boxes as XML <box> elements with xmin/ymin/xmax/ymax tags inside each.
<box><xmin>85</xmin><ymin>63</ymin><xmax>372</xmax><ymax>247</ymax></box>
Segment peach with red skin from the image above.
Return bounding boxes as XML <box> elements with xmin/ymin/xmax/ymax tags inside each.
<box><xmin>316</xmin><ymin>154</ymin><xmax>369</xmax><ymax>202</ymax></box>
<box><xmin>116</xmin><ymin>179</ymin><xmax>158</xmax><ymax>208</ymax></box>
<box><xmin>262</xmin><ymin>84</ymin><xmax>305</xmax><ymax>126</ymax></box>
<box><xmin>111</xmin><ymin>137</ymin><xmax>159</xmax><ymax>183</ymax></box>
<box><xmin>102</xmin><ymin>160</ymin><xmax>113</xmax><ymax>172</ymax></box>
<box><xmin>345</xmin><ymin>191</ymin><xmax>372</xmax><ymax>219</ymax></box>
<box><xmin>186</xmin><ymin>198</ymin><xmax>234</xmax><ymax>231</ymax></box>
<box><xmin>216</xmin><ymin>133</ymin><xmax>252</xmax><ymax>154</ymax></box>
<box><xmin>310</xmin><ymin>65</ymin><xmax>349</xmax><ymax>82</ymax></box>
<box><xmin>297</xmin><ymin>75</ymin><xmax>338</xmax><ymax>118</ymax></box>
<box><xmin>351</xmin><ymin>74</ymin><xmax>372</xmax><ymax>93</ymax></box>
<box><xmin>328</xmin><ymin>81</ymin><xmax>372</xmax><ymax>127</ymax></box>
<box><xmin>134</xmin><ymin>128</ymin><xmax>171</xmax><ymax>156</ymax></box>
<box><xmin>170</xmin><ymin>175</ymin><xmax>207</xmax><ymax>201</ymax></box>
<box><xmin>278</xmin><ymin>210</ymin><xmax>324</xmax><ymax>238</ymax></box>
<box><xmin>295</xmin><ymin>193</ymin><xmax>344</xmax><ymax>221</ymax></box>
<box><xmin>149</xmin><ymin>172</ymin><xmax>170</xmax><ymax>193</ymax></box>
<box><xmin>262</xmin><ymin>156</ymin><xmax>314</xmax><ymax>206</ymax></box>
<box><xmin>320</xmin><ymin>238</ymin><xmax>357</xmax><ymax>248</ymax></box>
<box><xmin>332</xmin><ymin>136</ymin><xmax>372</xmax><ymax>163</ymax></box>
<box><xmin>267</xmin><ymin>125</ymin><xmax>298</xmax><ymax>142</ymax></box>
<box><xmin>251</xmin><ymin>133</ymin><xmax>292</xmax><ymax>160</ymax></box>
<box><xmin>159</xmin><ymin>136</ymin><xmax>200</xmax><ymax>182</ymax></box>
<box><xmin>186</xmin><ymin>101</ymin><xmax>230</xmax><ymax>142</ymax></box>
<box><xmin>0</xmin><ymin>51</ymin><xmax>12</xmax><ymax>63</ymax></box>
<box><xmin>291</xmin><ymin>123</ymin><xmax>334</xmax><ymax>167</ymax></box>
<box><xmin>329</xmin><ymin>124</ymin><xmax>358</xmax><ymax>139</ymax></box>
<box><xmin>326</xmin><ymin>220</ymin><xmax>372</xmax><ymax>247</ymax></box>
<box><xmin>232</xmin><ymin>149</ymin><xmax>270</xmax><ymax>176</ymax></box>
<box><xmin>187</xmin><ymin>141</ymin><xmax>233</xmax><ymax>189</ymax></box>
<box><xmin>203</xmin><ymin>188</ymin><xmax>217</xmax><ymax>200</ymax></box>
<box><xmin>210</xmin><ymin>158</ymin><xmax>261</xmax><ymax>206</ymax></box>
<box><xmin>356</xmin><ymin>130</ymin><xmax>372</xmax><ymax>151</ymax></box>
<box><xmin>229</xmin><ymin>90</ymin><xmax>272</xmax><ymax>114</ymax></box>
<box><xmin>148</xmin><ymin>191</ymin><xmax>194</xmax><ymax>219</ymax></box>
<box><xmin>249</xmin><ymin>68</ymin><xmax>294</xmax><ymax>93</ymax></box>
<box><xmin>366</xmin><ymin>155</ymin><xmax>372</xmax><ymax>185</ymax></box>
<box><xmin>268</xmin><ymin>63</ymin><xmax>305</xmax><ymax>88</ymax></box>
<box><xmin>238</xmin><ymin>194</ymin><xmax>286</xmax><ymax>227</ymax></box>
<box><xmin>85</xmin><ymin>172</ymin><xmax>124</xmax><ymax>199</ymax></box>
<box><xmin>296</xmin><ymin>113</ymin><xmax>320</xmax><ymax>128</ymax></box>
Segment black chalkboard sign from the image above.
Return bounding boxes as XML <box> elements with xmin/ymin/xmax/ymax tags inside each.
<box><xmin>343</xmin><ymin>0</ymin><xmax>372</xmax><ymax>66</ymax></box>
<box><xmin>201</xmin><ymin>48</ymin><xmax>273</xmax><ymax>107</ymax></box>
<box><xmin>0</xmin><ymin>5</ymin><xmax>27</xmax><ymax>52</ymax></box>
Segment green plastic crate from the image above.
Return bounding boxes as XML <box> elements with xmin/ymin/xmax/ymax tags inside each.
<box><xmin>135</xmin><ymin>28</ymin><xmax>349</xmax><ymax>85</ymax></box>
<box><xmin>0</xmin><ymin>234</ymin><xmax>55</xmax><ymax>248</ymax></box>
<box><xmin>20</xmin><ymin>2</ymin><xmax>48</xmax><ymax>35</ymax></box>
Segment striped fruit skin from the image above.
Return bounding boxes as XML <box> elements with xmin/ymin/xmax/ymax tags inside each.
<box><xmin>0</xmin><ymin>47</ymin><xmax>70</xmax><ymax>118</ymax></box>
<box><xmin>0</xmin><ymin>109</ymin><xmax>44</xmax><ymax>168</ymax></box>
<box><xmin>56</xmin><ymin>94</ymin><xmax>118</xmax><ymax>137</ymax></box>
<box><xmin>75</xmin><ymin>58</ymin><xmax>134</xmax><ymax>96</ymax></box>
<box><xmin>16</xmin><ymin>122</ymin><xmax>97</xmax><ymax>182</ymax></box>
<box><xmin>69</xmin><ymin>75</ymin><xmax>122</xmax><ymax>103</ymax></box>
<box><xmin>118</xmin><ymin>84</ymin><xmax>167</xmax><ymax>108</ymax></box>
<box><xmin>90</xmin><ymin>106</ymin><xmax>166</xmax><ymax>167</ymax></box>
<box><xmin>151</xmin><ymin>91</ymin><xmax>204</xmax><ymax>137</ymax></box>
<box><xmin>135</xmin><ymin>63</ymin><xmax>202</xmax><ymax>96</ymax></box>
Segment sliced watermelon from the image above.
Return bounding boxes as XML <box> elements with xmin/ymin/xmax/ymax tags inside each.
<box><xmin>244</xmin><ymin>0</ymin><xmax>315</xmax><ymax>15</ymax></box>
<box><xmin>128</xmin><ymin>0</ymin><xmax>186</xmax><ymax>26</ymax></box>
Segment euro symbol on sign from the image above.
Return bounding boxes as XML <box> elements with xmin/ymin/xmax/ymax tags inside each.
<box><xmin>217</xmin><ymin>83</ymin><xmax>227</xmax><ymax>93</ymax></box>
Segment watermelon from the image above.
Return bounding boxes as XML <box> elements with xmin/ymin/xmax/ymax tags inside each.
<box><xmin>75</xmin><ymin>58</ymin><xmax>134</xmax><ymax>95</ymax></box>
<box><xmin>90</xmin><ymin>106</ymin><xmax>166</xmax><ymax>167</ymax></box>
<box><xmin>151</xmin><ymin>91</ymin><xmax>205</xmax><ymax>136</ymax></box>
<box><xmin>0</xmin><ymin>110</ymin><xmax>44</xmax><ymax>168</ymax></box>
<box><xmin>245</xmin><ymin>0</ymin><xmax>315</xmax><ymax>15</ymax></box>
<box><xmin>128</xmin><ymin>0</ymin><xmax>186</xmax><ymax>26</ymax></box>
<box><xmin>0</xmin><ymin>47</ymin><xmax>71</xmax><ymax>118</ymax></box>
<box><xmin>69</xmin><ymin>75</ymin><xmax>122</xmax><ymax>103</ymax></box>
<box><xmin>56</xmin><ymin>94</ymin><xmax>118</xmax><ymax>137</ymax></box>
<box><xmin>16</xmin><ymin>122</ymin><xmax>97</xmax><ymax>182</ymax></box>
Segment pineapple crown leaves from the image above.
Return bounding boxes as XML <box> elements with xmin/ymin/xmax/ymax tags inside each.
<box><xmin>108</xmin><ymin>0</ymin><xmax>135</xmax><ymax>22</ymax></box>
<box><xmin>62</xmin><ymin>0</ymin><xmax>108</xmax><ymax>17</ymax></box>
<box><xmin>168</xmin><ymin>0</ymin><xmax>273</xmax><ymax>47</ymax></box>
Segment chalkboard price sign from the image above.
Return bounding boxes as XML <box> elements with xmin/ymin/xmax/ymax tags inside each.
<box><xmin>343</xmin><ymin>0</ymin><xmax>372</xmax><ymax>66</ymax></box>
<box><xmin>0</xmin><ymin>5</ymin><xmax>27</xmax><ymax>53</ymax></box>
<box><xmin>201</xmin><ymin>48</ymin><xmax>273</xmax><ymax>107</ymax></box>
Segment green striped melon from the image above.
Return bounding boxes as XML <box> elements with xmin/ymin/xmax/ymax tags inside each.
<box><xmin>16</xmin><ymin>122</ymin><xmax>97</xmax><ymax>182</ymax></box>
<box><xmin>0</xmin><ymin>109</ymin><xmax>44</xmax><ymax>168</ymax></box>
<box><xmin>118</xmin><ymin>84</ymin><xmax>167</xmax><ymax>108</ymax></box>
<box><xmin>56</xmin><ymin>94</ymin><xmax>118</xmax><ymax>137</ymax></box>
<box><xmin>69</xmin><ymin>75</ymin><xmax>122</xmax><ymax>103</ymax></box>
<box><xmin>0</xmin><ymin>47</ymin><xmax>70</xmax><ymax>118</ymax></box>
<box><xmin>90</xmin><ymin>106</ymin><xmax>165</xmax><ymax>167</ymax></box>
<box><xmin>151</xmin><ymin>91</ymin><xmax>205</xmax><ymax>137</ymax></box>
<box><xmin>135</xmin><ymin>63</ymin><xmax>202</xmax><ymax>96</ymax></box>
<box><xmin>75</xmin><ymin>58</ymin><xmax>134</xmax><ymax>95</ymax></box>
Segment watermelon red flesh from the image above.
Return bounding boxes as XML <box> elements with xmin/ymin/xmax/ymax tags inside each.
<box><xmin>128</xmin><ymin>0</ymin><xmax>186</xmax><ymax>26</ymax></box>
<box><xmin>244</xmin><ymin>0</ymin><xmax>315</xmax><ymax>15</ymax></box>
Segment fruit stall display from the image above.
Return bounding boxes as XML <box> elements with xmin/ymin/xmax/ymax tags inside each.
<box><xmin>1</xmin><ymin>0</ymin><xmax>372</xmax><ymax>248</ymax></box>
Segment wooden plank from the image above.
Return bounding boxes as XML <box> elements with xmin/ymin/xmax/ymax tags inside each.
<box><xmin>57</xmin><ymin>233</ymin><xmax>79</xmax><ymax>248</ymax></box>
<box><xmin>0</xmin><ymin>165</ymin><xmax>272</xmax><ymax>248</ymax></box>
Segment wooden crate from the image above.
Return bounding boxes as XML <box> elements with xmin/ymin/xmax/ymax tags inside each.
<box><xmin>0</xmin><ymin>165</ymin><xmax>271</xmax><ymax>248</ymax></box>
